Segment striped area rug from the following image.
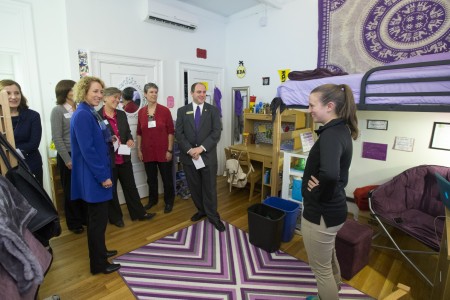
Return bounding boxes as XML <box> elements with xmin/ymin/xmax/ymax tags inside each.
<box><xmin>114</xmin><ymin>220</ymin><xmax>372</xmax><ymax>299</ymax></box>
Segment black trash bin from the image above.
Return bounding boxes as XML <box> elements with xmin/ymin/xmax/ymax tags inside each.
<box><xmin>247</xmin><ymin>203</ymin><xmax>285</xmax><ymax>252</ymax></box>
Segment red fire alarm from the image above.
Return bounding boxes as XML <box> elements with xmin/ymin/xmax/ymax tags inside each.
<box><xmin>196</xmin><ymin>48</ymin><xmax>207</xmax><ymax>59</ymax></box>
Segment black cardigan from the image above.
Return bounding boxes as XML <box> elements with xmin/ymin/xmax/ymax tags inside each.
<box><xmin>301</xmin><ymin>118</ymin><xmax>352</xmax><ymax>227</ymax></box>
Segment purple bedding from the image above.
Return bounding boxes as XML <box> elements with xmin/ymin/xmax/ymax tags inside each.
<box><xmin>277</xmin><ymin>52</ymin><xmax>450</xmax><ymax>107</ymax></box>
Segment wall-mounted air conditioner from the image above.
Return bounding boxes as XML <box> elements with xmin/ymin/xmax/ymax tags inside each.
<box><xmin>145</xmin><ymin>1</ymin><xmax>198</xmax><ymax>31</ymax></box>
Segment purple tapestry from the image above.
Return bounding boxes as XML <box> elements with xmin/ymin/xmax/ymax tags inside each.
<box><xmin>318</xmin><ymin>0</ymin><xmax>450</xmax><ymax>73</ymax></box>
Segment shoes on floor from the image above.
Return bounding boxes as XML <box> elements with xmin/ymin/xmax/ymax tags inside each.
<box><xmin>164</xmin><ymin>204</ymin><xmax>173</xmax><ymax>214</ymax></box>
<box><xmin>91</xmin><ymin>263</ymin><xmax>121</xmax><ymax>275</ymax></box>
<box><xmin>138</xmin><ymin>213</ymin><xmax>156</xmax><ymax>221</ymax></box>
<box><xmin>106</xmin><ymin>250</ymin><xmax>118</xmax><ymax>258</ymax></box>
<box><xmin>70</xmin><ymin>227</ymin><xmax>84</xmax><ymax>234</ymax></box>
<box><xmin>144</xmin><ymin>202</ymin><xmax>157</xmax><ymax>210</ymax></box>
<box><xmin>209</xmin><ymin>219</ymin><xmax>226</xmax><ymax>232</ymax></box>
<box><xmin>112</xmin><ymin>220</ymin><xmax>124</xmax><ymax>228</ymax></box>
<box><xmin>190</xmin><ymin>212</ymin><xmax>206</xmax><ymax>222</ymax></box>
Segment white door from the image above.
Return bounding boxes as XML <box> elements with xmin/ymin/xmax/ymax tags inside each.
<box><xmin>180</xmin><ymin>63</ymin><xmax>225</xmax><ymax>175</ymax></box>
<box><xmin>91</xmin><ymin>52</ymin><xmax>162</xmax><ymax>203</ymax></box>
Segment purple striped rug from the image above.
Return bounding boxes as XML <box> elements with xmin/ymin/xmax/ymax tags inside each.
<box><xmin>114</xmin><ymin>220</ymin><xmax>372</xmax><ymax>299</ymax></box>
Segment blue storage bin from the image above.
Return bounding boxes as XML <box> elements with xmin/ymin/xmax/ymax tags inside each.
<box><xmin>263</xmin><ymin>197</ymin><xmax>300</xmax><ymax>242</ymax></box>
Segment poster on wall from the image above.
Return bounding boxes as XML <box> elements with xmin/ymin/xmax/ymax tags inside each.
<box><xmin>78</xmin><ymin>49</ymin><xmax>90</xmax><ymax>78</ymax></box>
<box><xmin>393</xmin><ymin>137</ymin><xmax>414</xmax><ymax>152</ymax></box>
<box><xmin>362</xmin><ymin>142</ymin><xmax>388</xmax><ymax>161</ymax></box>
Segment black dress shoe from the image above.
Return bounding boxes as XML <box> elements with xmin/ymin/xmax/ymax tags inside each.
<box><xmin>144</xmin><ymin>202</ymin><xmax>157</xmax><ymax>210</ymax></box>
<box><xmin>70</xmin><ymin>227</ymin><xmax>84</xmax><ymax>234</ymax></box>
<box><xmin>191</xmin><ymin>212</ymin><xmax>206</xmax><ymax>222</ymax></box>
<box><xmin>91</xmin><ymin>263</ymin><xmax>121</xmax><ymax>275</ymax></box>
<box><xmin>113</xmin><ymin>220</ymin><xmax>124</xmax><ymax>228</ymax></box>
<box><xmin>106</xmin><ymin>250</ymin><xmax>118</xmax><ymax>258</ymax></box>
<box><xmin>164</xmin><ymin>204</ymin><xmax>173</xmax><ymax>214</ymax></box>
<box><xmin>209</xmin><ymin>219</ymin><xmax>226</xmax><ymax>232</ymax></box>
<box><xmin>138</xmin><ymin>212</ymin><xmax>156</xmax><ymax>221</ymax></box>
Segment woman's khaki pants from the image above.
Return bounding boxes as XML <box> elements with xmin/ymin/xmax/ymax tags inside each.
<box><xmin>302</xmin><ymin>216</ymin><xmax>344</xmax><ymax>300</ymax></box>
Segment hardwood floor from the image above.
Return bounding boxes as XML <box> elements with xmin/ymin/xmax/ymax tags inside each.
<box><xmin>38</xmin><ymin>176</ymin><xmax>434</xmax><ymax>300</ymax></box>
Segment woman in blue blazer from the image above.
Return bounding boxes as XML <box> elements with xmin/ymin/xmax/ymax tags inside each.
<box><xmin>71</xmin><ymin>76</ymin><xmax>120</xmax><ymax>275</ymax></box>
<box><xmin>0</xmin><ymin>80</ymin><xmax>43</xmax><ymax>185</ymax></box>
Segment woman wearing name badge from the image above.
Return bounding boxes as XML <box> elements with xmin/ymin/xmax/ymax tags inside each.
<box><xmin>50</xmin><ymin>79</ymin><xmax>87</xmax><ymax>234</ymax></box>
<box><xmin>71</xmin><ymin>76</ymin><xmax>120</xmax><ymax>275</ymax></box>
<box><xmin>137</xmin><ymin>83</ymin><xmax>175</xmax><ymax>214</ymax></box>
<box><xmin>98</xmin><ymin>87</ymin><xmax>155</xmax><ymax>227</ymax></box>
<box><xmin>301</xmin><ymin>84</ymin><xmax>359</xmax><ymax>300</ymax></box>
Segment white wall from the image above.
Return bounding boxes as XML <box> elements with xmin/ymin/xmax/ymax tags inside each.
<box><xmin>65</xmin><ymin>0</ymin><xmax>227</xmax><ymax>115</ymax></box>
<box><xmin>348</xmin><ymin>111</ymin><xmax>450</xmax><ymax>194</ymax></box>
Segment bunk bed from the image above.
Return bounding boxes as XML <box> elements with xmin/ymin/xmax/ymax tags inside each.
<box><xmin>268</xmin><ymin>52</ymin><xmax>450</xmax><ymax>197</ymax></box>
<box><xmin>277</xmin><ymin>52</ymin><xmax>450</xmax><ymax>112</ymax></box>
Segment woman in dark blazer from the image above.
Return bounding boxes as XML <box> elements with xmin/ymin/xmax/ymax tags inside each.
<box><xmin>98</xmin><ymin>87</ymin><xmax>155</xmax><ymax>227</ymax></box>
<box><xmin>0</xmin><ymin>79</ymin><xmax>43</xmax><ymax>185</ymax></box>
<box><xmin>71</xmin><ymin>76</ymin><xmax>120</xmax><ymax>275</ymax></box>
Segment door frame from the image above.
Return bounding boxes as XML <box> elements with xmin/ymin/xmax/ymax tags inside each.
<box><xmin>177</xmin><ymin>62</ymin><xmax>226</xmax><ymax>175</ymax></box>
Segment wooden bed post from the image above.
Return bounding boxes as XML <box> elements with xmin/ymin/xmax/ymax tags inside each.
<box><xmin>270</xmin><ymin>106</ymin><xmax>281</xmax><ymax>197</ymax></box>
<box><xmin>0</xmin><ymin>91</ymin><xmax>17</xmax><ymax>174</ymax></box>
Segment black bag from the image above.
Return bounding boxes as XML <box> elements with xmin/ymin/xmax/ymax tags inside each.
<box><xmin>0</xmin><ymin>134</ymin><xmax>61</xmax><ymax>241</ymax></box>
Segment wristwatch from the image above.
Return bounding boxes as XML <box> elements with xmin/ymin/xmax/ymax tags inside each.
<box><xmin>167</xmin><ymin>149</ymin><xmax>173</xmax><ymax>153</ymax></box>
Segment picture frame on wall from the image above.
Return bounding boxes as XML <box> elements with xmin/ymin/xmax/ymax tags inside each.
<box><xmin>429</xmin><ymin>122</ymin><xmax>450</xmax><ymax>151</ymax></box>
<box><xmin>367</xmin><ymin>119</ymin><xmax>388</xmax><ymax>130</ymax></box>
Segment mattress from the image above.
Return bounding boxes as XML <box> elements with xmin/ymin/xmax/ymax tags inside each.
<box><xmin>277</xmin><ymin>52</ymin><xmax>450</xmax><ymax>107</ymax></box>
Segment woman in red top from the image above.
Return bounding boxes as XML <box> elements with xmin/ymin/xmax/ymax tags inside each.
<box><xmin>137</xmin><ymin>83</ymin><xmax>175</xmax><ymax>213</ymax></box>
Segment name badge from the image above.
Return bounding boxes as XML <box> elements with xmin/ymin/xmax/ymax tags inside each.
<box><xmin>148</xmin><ymin>120</ymin><xmax>156</xmax><ymax>128</ymax></box>
<box><xmin>64</xmin><ymin>112</ymin><xmax>72</xmax><ymax>119</ymax></box>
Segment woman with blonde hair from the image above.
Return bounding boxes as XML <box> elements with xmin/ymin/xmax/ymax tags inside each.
<box><xmin>302</xmin><ymin>84</ymin><xmax>358</xmax><ymax>300</ymax></box>
<box><xmin>71</xmin><ymin>76</ymin><xmax>120</xmax><ymax>275</ymax></box>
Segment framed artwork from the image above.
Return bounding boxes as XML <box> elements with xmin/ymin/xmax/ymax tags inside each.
<box><xmin>367</xmin><ymin>119</ymin><xmax>388</xmax><ymax>130</ymax></box>
<box><xmin>429</xmin><ymin>122</ymin><xmax>450</xmax><ymax>151</ymax></box>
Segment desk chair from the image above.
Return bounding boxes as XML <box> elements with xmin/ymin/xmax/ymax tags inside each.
<box><xmin>224</xmin><ymin>147</ymin><xmax>262</xmax><ymax>201</ymax></box>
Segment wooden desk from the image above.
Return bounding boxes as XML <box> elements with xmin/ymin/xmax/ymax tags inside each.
<box><xmin>432</xmin><ymin>207</ymin><xmax>450</xmax><ymax>299</ymax></box>
<box><xmin>229</xmin><ymin>143</ymin><xmax>279</xmax><ymax>201</ymax></box>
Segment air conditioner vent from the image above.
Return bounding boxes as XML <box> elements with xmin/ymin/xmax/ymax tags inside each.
<box><xmin>147</xmin><ymin>15</ymin><xmax>197</xmax><ymax>31</ymax></box>
<box><xmin>145</xmin><ymin>1</ymin><xmax>198</xmax><ymax>31</ymax></box>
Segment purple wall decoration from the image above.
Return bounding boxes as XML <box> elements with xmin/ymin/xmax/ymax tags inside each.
<box><xmin>362</xmin><ymin>142</ymin><xmax>388</xmax><ymax>161</ymax></box>
<box><xmin>318</xmin><ymin>0</ymin><xmax>450</xmax><ymax>73</ymax></box>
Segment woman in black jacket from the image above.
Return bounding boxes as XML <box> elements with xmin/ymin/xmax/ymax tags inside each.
<box><xmin>0</xmin><ymin>80</ymin><xmax>43</xmax><ymax>185</ymax></box>
<box><xmin>98</xmin><ymin>87</ymin><xmax>155</xmax><ymax>227</ymax></box>
<box><xmin>302</xmin><ymin>84</ymin><xmax>358</xmax><ymax>300</ymax></box>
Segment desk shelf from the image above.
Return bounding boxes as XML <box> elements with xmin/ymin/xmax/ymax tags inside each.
<box><xmin>282</xmin><ymin>151</ymin><xmax>308</xmax><ymax>202</ymax></box>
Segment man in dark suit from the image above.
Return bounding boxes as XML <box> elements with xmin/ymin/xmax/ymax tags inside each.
<box><xmin>175</xmin><ymin>82</ymin><xmax>224</xmax><ymax>232</ymax></box>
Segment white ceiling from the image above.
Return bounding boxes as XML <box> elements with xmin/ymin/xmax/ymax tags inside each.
<box><xmin>177</xmin><ymin>0</ymin><xmax>284</xmax><ymax>17</ymax></box>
